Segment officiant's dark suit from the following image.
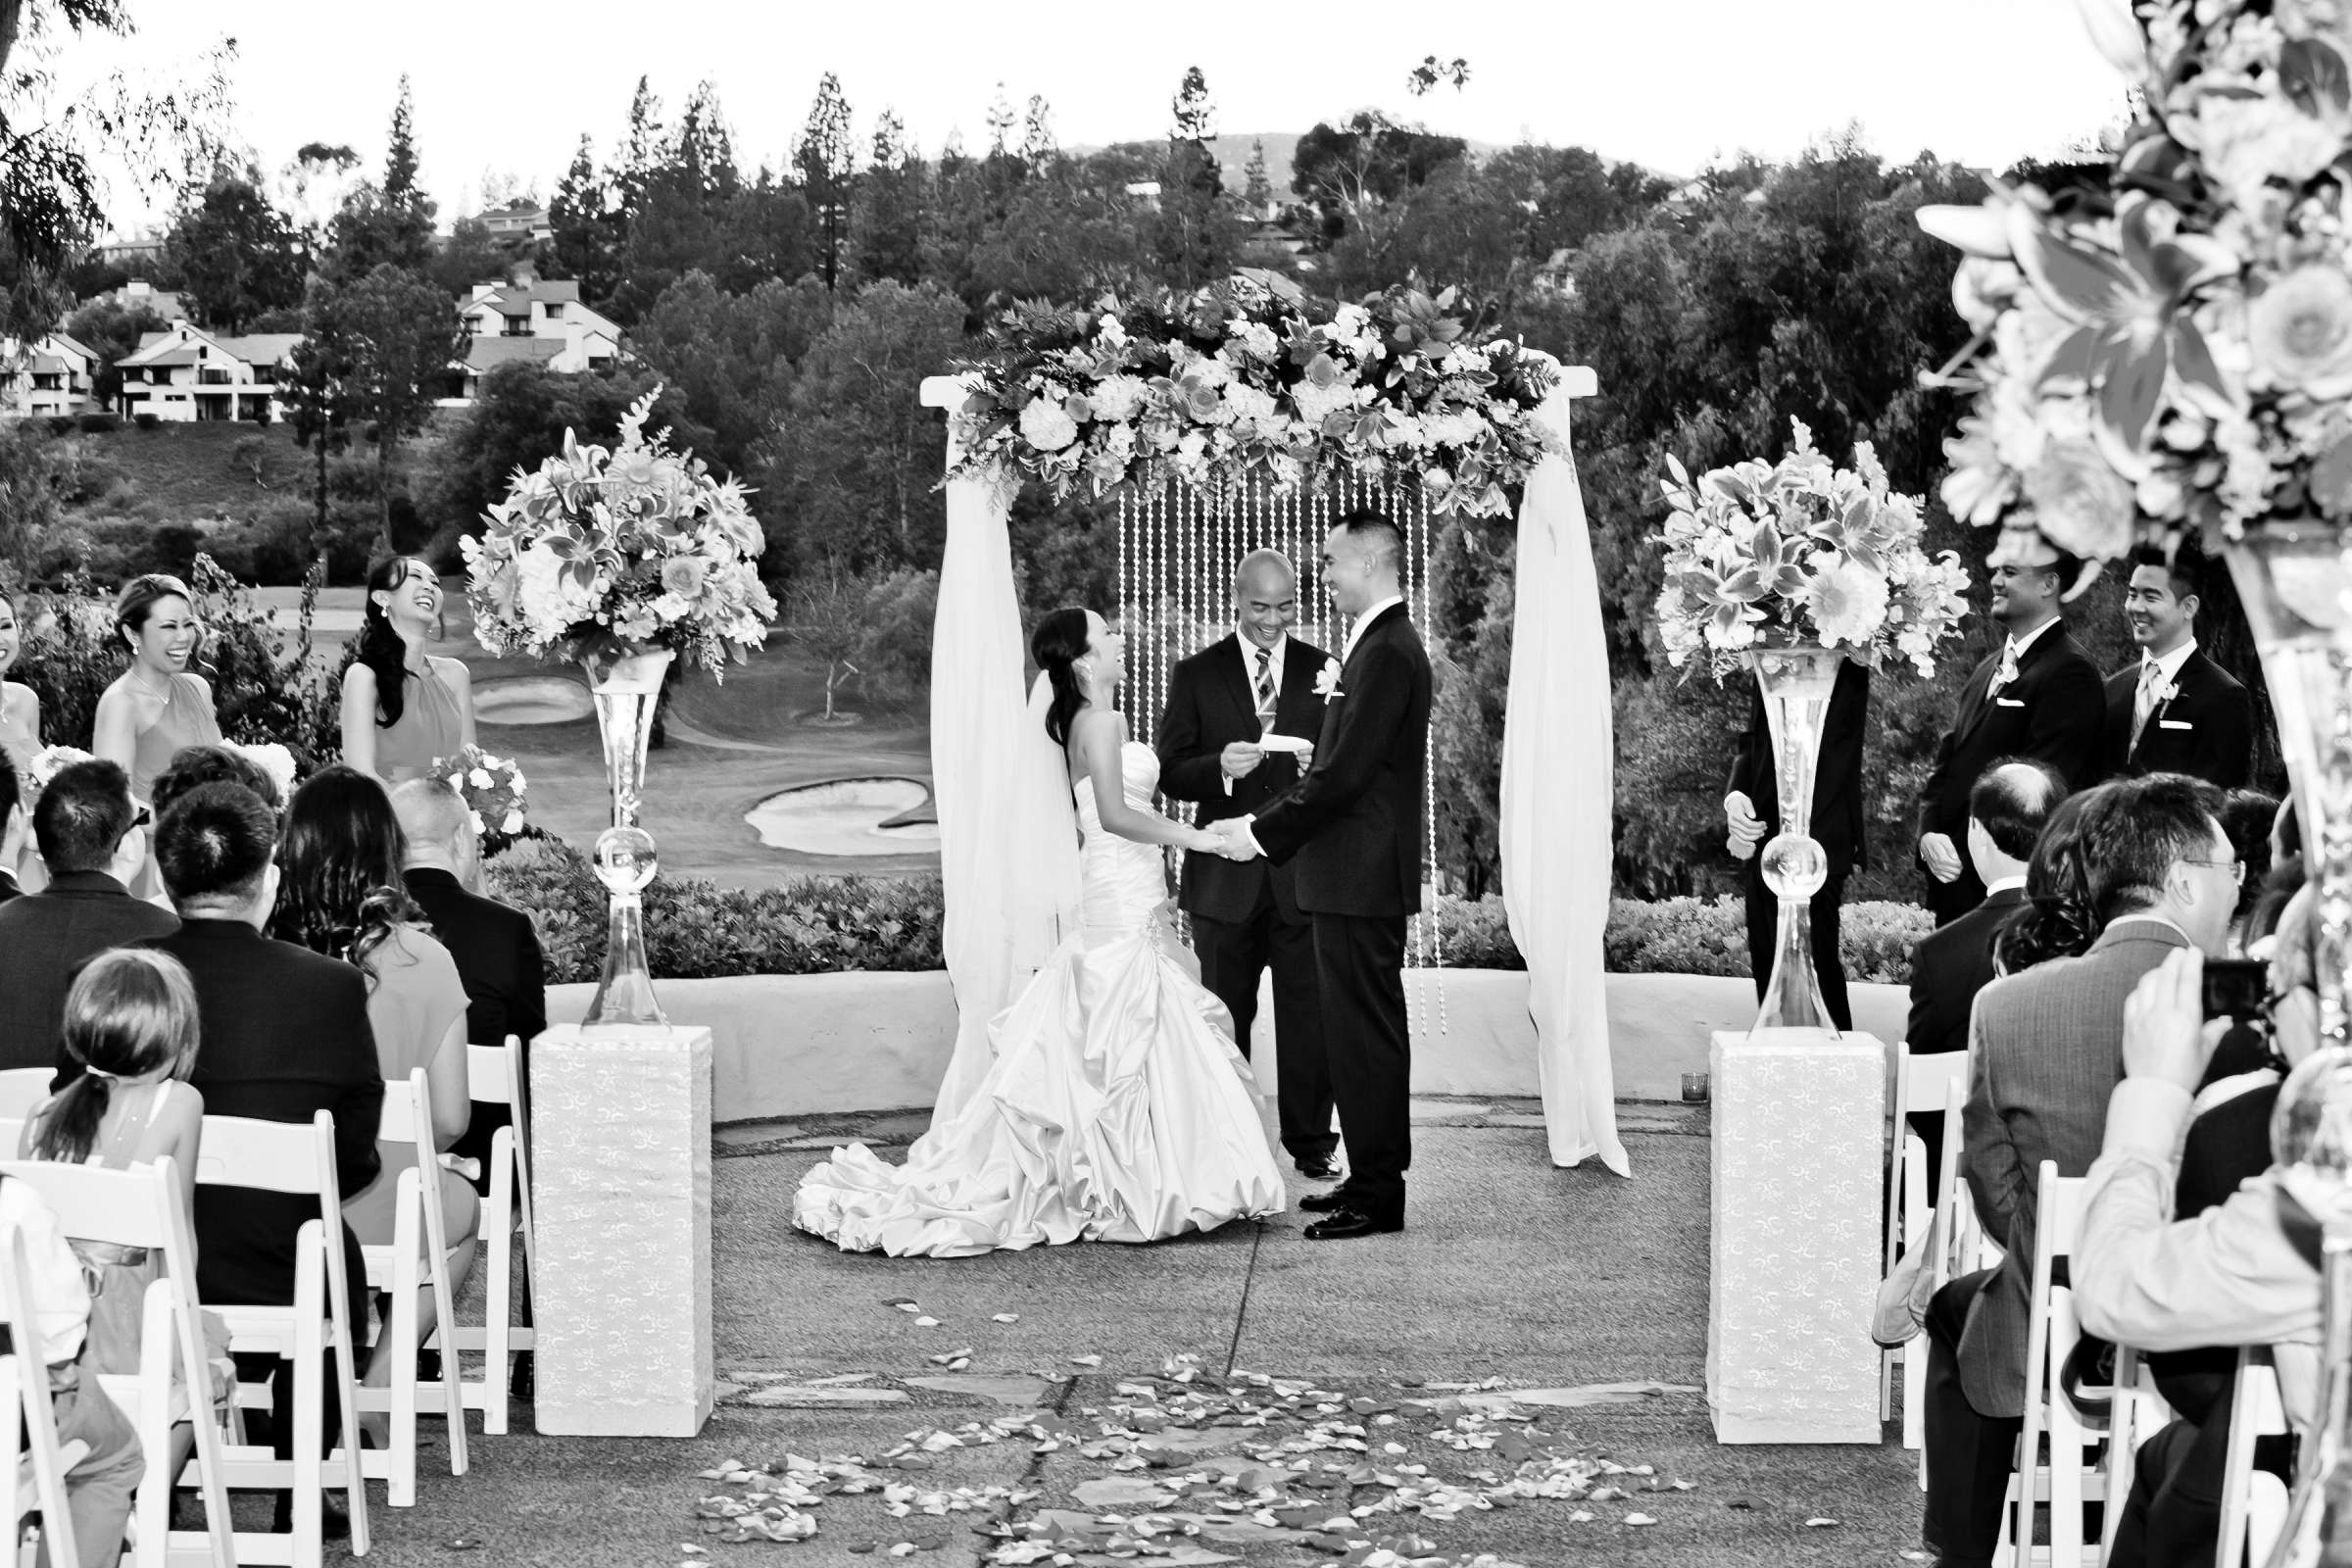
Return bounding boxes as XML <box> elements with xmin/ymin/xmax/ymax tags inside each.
<box><xmin>1917</xmin><ymin>623</ymin><xmax>2104</xmax><ymax>923</ymax></box>
<box><xmin>2097</xmin><ymin>648</ymin><xmax>2254</xmax><ymax>789</ymax></box>
<box><xmin>1156</xmin><ymin>631</ymin><xmax>1337</xmax><ymax>1170</ymax></box>
<box><xmin>1726</xmin><ymin>658</ymin><xmax>1869</xmax><ymax>1031</ymax></box>
<box><xmin>1251</xmin><ymin>598</ymin><xmax>1432</xmax><ymax>1229</ymax></box>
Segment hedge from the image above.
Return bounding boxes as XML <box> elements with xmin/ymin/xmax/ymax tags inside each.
<box><xmin>484</xmin><ymin>837</ymin><xmax>1936</xmax><ymax>987</ymax></box>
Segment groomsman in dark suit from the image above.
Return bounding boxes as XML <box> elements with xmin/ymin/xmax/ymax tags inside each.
<box><xmin>1156</xmin><ymin>550</ymin><xmax>1339</xmax><ymax>1179</ymax></box>
<box><xmin>1724</xmin><ymin>656</ymin><xmax>1869</xmax><ymax>1031</ymax></box>
<box><xmin>2099</xmin><ymin>542</ymin><xmax>2254</xmax><ymax>789</ymax></box>
<box><xmin>1916</xmin><ymin>524</ymin><xmax>2107</xmax><ymax>923</ymax></box>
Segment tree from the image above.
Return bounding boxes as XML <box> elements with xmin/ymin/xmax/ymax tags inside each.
<box><xmin>279</xmin><ymin>325</ymin><xmax>354</xmax><ymax>655</ymax></box>
<box><xmin>1169</xmin><ymin>66</ymin><xmax>1214</xmax><ymax>142</ymax></box>
<box><xmin>1156</xmin><ymin>69</ymin><xmax>1233</xmax><ymax>290</ymax></box>
<box><xmin>1019</xmin><ymin>95</ymin><xmax>1056</xmax><ymax>170</ymax></box>
<box><xmin>303</xmin><ymin>266</ymin><xmax>467</xmax><ymax>549</ymax></box>
<box><xmin>429</xmin><ymin>359</ymin><xmax>684</xmax><ymax>538</ymax></box>
<box><xmin>1406</xmin><ymin>55</ymin><xmax>1472</xmax><ymax>95</ymax></box>
<box><xmin>165</xmin><ymin>168</ymin><xmax>305</xmax><ymax>332</ymax></box>
<box><xmin>613</xmin><ymin>76</ymin><xmax>666</xmax><ymax>221</ymax></box>
<box><xmin>1243</xmin><ymin>139</ymin><xmax>1271</xmax><ymax>209</ymax></box>
<box><xmin>796</xmin><ymin>72</ymin><xmax>856</xmax><ymax>291</ymax></box>
<box><xmin>629</xmin><ymin>270</ymin><xmax>827</xmax><ymax>474</ymax></box>
<box><xmin>428</xmin><ymin>215</ymin><xmax>507</xmax><ymax>297</ymax></box>
<box><xmin>850</xmin><ymin>111</ymin><xmax>925</xmax><ymax>287</ymax></box>
<box><xmin>324</xmin><ymin>78</ymin><xmax>437</xmax><ymax>280</ymax></box>
<box><xmin>784</xmin><ymin>565</ymin><xmax>867</xmax><ymax>721</ymax></box>
<box><xmin>1292</xmin><ymin>110</ymin><xmax>1466</xmax><ymax>241</ymax></box>
<box><xmin>983</xmin><ymin>83</ymin><xmax>1014</xmax><ymax>159</ymax></box>
<box><xmin>278</xmin><ymin>141</ymin><xmax>361</xmax><ymax>256</ymax></box>
<box><xmin>62</xmin><ymin>293</ymin><xmax>167</xmax><ymax>408</ymax></box>
<box><xmin>550</xmin><ymin>135</ymin><xmax>620</xmax><ymax>300</ymax></box>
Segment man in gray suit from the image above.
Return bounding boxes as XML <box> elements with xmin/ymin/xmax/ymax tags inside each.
<box><xmin>1921</xmin><ymin>773</ymin><xmax>2239</xmax><ymax>1568</ymax></box>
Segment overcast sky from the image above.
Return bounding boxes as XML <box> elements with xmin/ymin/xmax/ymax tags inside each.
<box><xmin>65</xmin><ymin>0</ymin><xmax>2125</xmax><ymax>233</ymax></box>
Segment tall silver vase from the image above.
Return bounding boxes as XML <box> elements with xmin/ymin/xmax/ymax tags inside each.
<box><xmin>2230</xmin><ymin>527</ymin><xmax>2352</xmax><ymax>1568</ymax></box>
<box><xmin>1748</xmin><ymin>644</ymin><xmax>1843</xmax><ymax>1036</ymax></box>
<box><xmin>581</xmin><ymin>647</ymin><xmax>672</xmax><ymax>1028</ymax></box>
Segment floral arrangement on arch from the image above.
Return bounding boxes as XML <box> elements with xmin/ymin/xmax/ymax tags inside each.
<box><xmin>1652</xmin><ymin>420</ymin><xmax>1973</xmax><ymax>678</ymax></box>
<box><xmin>462</xmin><ymin>388</ymin><xmax>778</xmax><ymax>675</ymax></box>
<box><xmin>1921</xmin><ymin>0</ymin><xmax>2352</xmax><ymax>563</ymax></box>
<box><xmin>425</xmin><ymin>744</ymin><xmax>527</xmax><ymax>839</ymax></box>
<box><xmin>945</xmin><ymin>270</ymin><xmax>1563</xmax><ymax>517</ymax></box>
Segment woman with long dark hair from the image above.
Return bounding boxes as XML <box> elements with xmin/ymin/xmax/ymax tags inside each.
<box><xmin>270</xmin><ymin>763</ymin><xmax>475</xmax><ymax>1440</ymax></box>
<box><xmin>797</xmin><ymin>605</ymin><xmax>1285</xmax><ymax>1256</ymax></box>
<box><xmin>341</xmin><ymin>557</ymin><xmax>474</xmax><ymax>786</ymax></box>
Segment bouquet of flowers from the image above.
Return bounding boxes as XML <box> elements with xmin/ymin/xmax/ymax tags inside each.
<box><xmin>425</xmin><ymin>744</ymin><xmax>527</xmax><ymax>839</ymax></box>
<box><xmin>25</xmin><ymin>746</ymin><xmax>91</xmax><ymax>789</ymax></box>
<box><xmin>462</xmin><ymin>388</ymin><xmax>778</xmax><ymax>675</ymax></box>
<box><xmin>227</xmin><ymin>742</ymin><xmax>297</xmax><ymax>805</ymax></box>
<box><xmin>947</xmin><ymin>270</ymin><xmax>1562</xmax><ymax>517</ymax></box>
<box><xmin>1653</xmin><ymin>420</ymin><xmax>1973</xmax><ymax>677</ymax></box>
<box><xmin>1920</xmin><ymin>0</ymin><xmax>2352</xmax><ymax>561</ymax></box>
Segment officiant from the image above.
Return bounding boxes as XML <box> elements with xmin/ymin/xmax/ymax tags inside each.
<box><xmin>1156</xmin><ymin>550</ymin><xmax>1340</xmax><ymax>1181</ymax></box>
<box><xmin>1723</xmin><ymin>656</ymin><xmax>1870</xmax><ymax>1031</ymax></box>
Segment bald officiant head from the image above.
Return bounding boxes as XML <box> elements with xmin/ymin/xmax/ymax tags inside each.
<box><xmin>1234</xmin><ymin>550</ymin><xmax>1298</xmax><ymax>652</ymax></box>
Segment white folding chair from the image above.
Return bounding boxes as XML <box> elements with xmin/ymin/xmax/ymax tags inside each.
<box><xmin>194</xmin><ymin>1111</ymin><xmax>370</xmax><ymax>1566</ymax></box>
<box><xmin>0</xmin><ymin>1224</ymin><xmax>87</xmax><ymax>1568</ymax></box>
<box><xmin>2098</xmin><ymin>1342</ymin><xmax>2172</xmax><ymax>1564</ymax></box>
<box><xmin>1994</xmin><ymin>1161</ymin><xmax>2104</xmax><ymax>1568</ymax></box>
<box><xmin>1886</xmin><ymin>1046</ymin><xmax>1972</xmax><ymax>1439</ymax></box>
<box><xmin>2216</xmin><ymin>1348</ymin><xmax>2290</xmax><ymax>1568</ymax></box>
<box><xmin>357</xmin><ymin>1069</ymin><xmax>468</xmax><ymax>1506</ymax></box>
<box><xmin>0</xmin><ymin>1156</ymin><xmax>235</xmax><ymax>1568</ymax></box>
<box><xmin>445</xmin><ymin>1037</ymin><xmax>535</xmax><ymax>1435</ymax></box>
<box><xmin>0</xmin><ymin>1073</ymin><xmax>53</xmax><ymax>1130</ymax></box>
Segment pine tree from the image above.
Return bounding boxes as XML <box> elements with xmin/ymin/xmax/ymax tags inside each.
<box><xmin>852</xmin><ymin>110</ymin><xmax>925</xmax><ymax>286</ymax></box>
<box><xmin>984</xmin><ymin>83</ymin><xmax>1015</xmax><ymax>159</ymax></box>
<box><xmin>1170</xmin><ymin>66</ymin><xmax>1215</xmax><ymax>143</ymax></box>
<box><xmin>677</xmin><ymin>80</ymin><xmax>740</xmax><ymax>200</ymax></box>
<box><xmin>796</xmin><ymin>72</ymin><xmax>856</xmax><ymax>292</ymax></box>
<box><xmin>1159</xmin><ymin>67</ymin><xmax>1230</xmax><ymax>289</ymax></box>
<box><xmin>1020</xmin><ymin>95</ymin><xmax>1057</xmax><ymax>169</ymax></box>
<box><xmin>871</xmin><ymin>110</ymin><xmax>908</xmax><ymax>172</ymax></box>
<box><xmin>1244</xmin><ymin>138</ymin><xmax>1272</xmax><ymax>209</ymax></box>
<box><xmin>384</xmin><ymin>75</ymin><xmax>423</xmax><ymax>207</ymax></box>
<box><xmin>322</xmin><ymin>78</ymin><xmax>436</xmax><ymax>280</ymax></box>
<box><xmin>551</xmin><ymin>134</ymin><xmax>619</xmax><ymax>300</ymax></box>
<box><xmin>615</xmin><ymin>75</ymin><xmax>666</xmax><ymax>220</ymax></box>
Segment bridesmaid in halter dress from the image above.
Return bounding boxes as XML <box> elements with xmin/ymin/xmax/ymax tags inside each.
<box><xmin>341</xmin><ymin>557</ymin><xmax>474</xmax><ymax>787</ymax></box>
<box><xmin>0</xmin><ymin>588</ymin><xmax>44</xmax><ymax>889</ymax></box>
<box><xmin>92</xmin><ymin>576</ymin><xmax>221</xmax><ymax>903</ymax></box>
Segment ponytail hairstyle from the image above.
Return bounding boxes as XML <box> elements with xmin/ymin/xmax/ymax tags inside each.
<box><xmin>1031</xmin><ymin>606</ymin><xmax>1093</xmax><ymax>749</ymax></box>
<box><xmin>1991</xmin><ymin>788</ymin><xmax>2106</xmax><ymax>976</ymax></box>
<box><xmin>356</xmin><ymin>556</ymin><xmax>438</xmax><ymax>729</ymax></box>
<box><xmin>37</xmin><ymin>949</ymin><xmax>200</xmax><ymax>1165</ymax></box>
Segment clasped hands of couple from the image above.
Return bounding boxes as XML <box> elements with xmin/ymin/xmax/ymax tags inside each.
<box><xmin>1193</xmin><ymin>739</ymin><xmax>1313</xmax><ymax>862</ymax></box>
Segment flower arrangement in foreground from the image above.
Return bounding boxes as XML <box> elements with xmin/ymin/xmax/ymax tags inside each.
<box><xmin>426</xmin><ymin>744</ymin><xmax>527</xmax><ymax>838</ymax></box>
<box><xmin>946</xmin><ymin>270</ymin><xmax>1562</xmax><ymax>518</ymax></box>
<box><xmin>1920</xmin><ymin>0</ymin><xmax>2352</xmax><ymax>563</ymax></box>
<box><xmin>1653</xmin><ymin>420</ymin><xmax>1972</xmax><ymax>677</ymax></box>
<box><xmin>462</xmin><ymin>388</ymin><xmax>777</xmax><ymax>675</ymax></box>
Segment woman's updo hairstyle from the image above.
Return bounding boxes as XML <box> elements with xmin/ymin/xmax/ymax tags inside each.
<box><xmin>1031</xmin><ymin>607</ymin><xmax>1093</xmax><ymax>749</ymax></box>
<box><xmin>1991</xmin><ymin>788</ymin><xmax>2107</xmax><ymax>976</ymax></box>
<box><xmin>114</xmin><ymin>572</ymin><xmax>197</xmax><ymax>656</ymax></box>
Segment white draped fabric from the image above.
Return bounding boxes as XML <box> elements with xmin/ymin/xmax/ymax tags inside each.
<box><xmin>925</xmin><ymin>403</ymin><xmax>1082</xmax><ymax>1131</ymax></box>
<box><xmin>1499</xmin><ymin>388</ymin><xmax>1626</xmax><ymax>1175</ymax></box>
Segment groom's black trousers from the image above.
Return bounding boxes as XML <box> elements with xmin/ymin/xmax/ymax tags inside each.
<box><xmin>1312</xmin><ymin>910</ymin><xmax>1410</xmax><ymax>1222</ymax></box>
<box><xmin>1193</xmin><ymin>883</ymin><xmax>1338</xmax><ymax>1165</ymax></box>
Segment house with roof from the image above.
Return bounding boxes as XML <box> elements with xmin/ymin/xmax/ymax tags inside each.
<box><xmin>116</xmin><ymin>320</ymin><xmax>303</xmax><ymax>422</ymax></box>
<box><xmin>0</xmin><ymin>333</ymin><xmax>101</xmax><ymax>418</ymax></box>
<box><xmin>445</xmin><ymin>277</ymin><xmax>622</xmax><ymax>404</ymax></box>
<box><xmin>77</xmin><ymin>278</ymin><xmax>190</xmax><ymax>324</ymax></box>
<box><xmin>478</xmin><ymin>199</ymin><xmax>553</xmax><ymax>244</ymax></box>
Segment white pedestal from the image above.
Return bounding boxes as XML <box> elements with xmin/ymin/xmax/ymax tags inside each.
<box><xmin>1706</xmin><ymin>1027</ymin><xmax>1886</xmax><ymax>1445</ymax></box>
<box><xmin>530</xmin><ymin>1023</ymin><xmax>714</xmax><ymax>1437</ymax></box>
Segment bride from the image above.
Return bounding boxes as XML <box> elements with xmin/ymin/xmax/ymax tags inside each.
<box><xmin>794</xmin><ymin>606</ymin><xmax>1287</xmax><ymax>1256</ymax></box>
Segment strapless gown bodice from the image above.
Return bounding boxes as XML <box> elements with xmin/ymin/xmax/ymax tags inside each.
<box><xmin>795</xmin><ymin>737</ymin><xmax>1284</xmax><ymax>1256</ymax></box>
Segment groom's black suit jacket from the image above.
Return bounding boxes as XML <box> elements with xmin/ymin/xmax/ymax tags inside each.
<box><xmin>1156</xmin><ymin>631</ymin><xmax>1331</xmax><ymax>924</ymax></box>
<box><xmin>1250</xmin><ymin>603</ymin><xmax>1433</xmax><ymax>918</ymax></box>
<box><xmin>2096</xmin><ymin>648</ymin><xmax>2254</xmax><ymax>789</ymax></box>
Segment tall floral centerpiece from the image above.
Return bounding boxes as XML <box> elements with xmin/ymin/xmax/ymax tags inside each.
<box><xmin>1918</xmin><ymin>3</ymin><xmax>2352</xmax><ymax>1554</ymax></box>
<box><xmin>1654</xmin><ymin>422</ymin><xmax>1971</xmax><ymax>1034</ymax></box>
<box><xmin>464</xmin><ymin>389</ymin><xmax>776</xmax><ymax>1026</ymax></box>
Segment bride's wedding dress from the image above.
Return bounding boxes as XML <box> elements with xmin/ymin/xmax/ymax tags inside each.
<box><xmin>794</xmin><ymin>740</ymin><xmax>1287</xmax><ymax>1256</ymax></box>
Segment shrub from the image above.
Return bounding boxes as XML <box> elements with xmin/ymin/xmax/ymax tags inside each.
<box><xmin>1597</xmin><ymin>894</ymin><xmax>1933</xmax><ymax>984</ymax></box>
<box><xmin>44</xmin><ymin>416</ymin><xmax>75</xmax><ymax>437</ymax></box>
<box><xmin>131</xmin><ymin>413</ymin><xmax>159</xmax><ymax>431</ymax></box>
<box><xmin>74</xmin><ymin>414</ymin><xmax>118</xmax><ymax>434</ymax></box>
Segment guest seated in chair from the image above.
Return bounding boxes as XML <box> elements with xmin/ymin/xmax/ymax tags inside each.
<box><xmin>94</xmin><ymin>782</ymin><xmax>380</xmax><ymax>1536</ymax></box>
<box><xmin>0</xmin><ymin>760</ymin><xmax>174</xmax><ymax>1071</ymax></box>
<box><xmin>1922</xmin><ymin>774</ymin><xmax>2237</xmax><ymax>1568</ymax></box>
<box><xmin>2077</xmin><ymin>887</ymin><xmax>2328</xmax><ymax>1568</ymax></box>
<box><xmin>270</xmin><ymin>766</ymin><xmax>475</xmax><ymax>1447</ymax></box>
<box><xmin>148</xmin><ymin>743</ymin><xmax>285</xmax><ymax>819</ymax></box>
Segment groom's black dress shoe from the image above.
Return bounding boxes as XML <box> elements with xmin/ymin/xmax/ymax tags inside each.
<box><xmin>1302</xmin><ymin>1207</ymin><xmax>1403</xmax><ymax>1241</ymax></box>
<box><xmin>1298</xmin><ymin>1184</ymin><xmax>1354</xmax><ymax>1212</ymax></box>
<box><xmin>1295</xmin><ymin>1154</ymin><xmax>1343</xmax><ymax>1182</ymax></box>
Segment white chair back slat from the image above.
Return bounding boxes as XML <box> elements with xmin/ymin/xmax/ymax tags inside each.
<box><xmin>2218</xmin><ymin>1348</ymin><xmax>2291</xmax><ymax>1568</ymax></box>
<box><xmin>1998</xmin><ymin>1160</ymin><xmax>2102</xmax><ymax>1568</ymax></box>
<box><xmin>465</xmin><ymin>1043</ymin><xmax>515</xmax><ymax>1107</ymax></box>
<box><xmin>0</xmin><ymin>1071</ymin><xmax>52</xmax><ymax>1128</ymax></box>
<box><xmin>0</xmin><ymin>1223</ymin><xmax>82</xmax><ymax>1568</ymax></box>
<box><xmin>193</xmin><ymin>1115</ymin><xmax>329</xmax><ymax>1196</ymax></box>
<box><xmin>356</xmin><ymin>1069</ymin><xmax>469</xmax><ymax>1503</ymax></box>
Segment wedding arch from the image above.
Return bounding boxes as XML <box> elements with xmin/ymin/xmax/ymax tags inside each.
<box><xmin>917</xmin><ymin>273</ymin><xmax>1625</xmax><ymax>1176</ymax></box>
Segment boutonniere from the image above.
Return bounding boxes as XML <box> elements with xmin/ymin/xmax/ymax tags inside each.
<box><xmin>2152</xmin><ymin>678</ymin><xmax>2180</xmax><ymax>709</ymax></box>
<box><xmin>1312</xmin><ymin>659</ymin><xmax>1343</xmax><ymax>700</ymax></box>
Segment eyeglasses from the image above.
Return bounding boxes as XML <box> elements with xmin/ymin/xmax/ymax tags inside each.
<box><xmin>2183</xmin><ymin>856</ymin><xmax>2243</xmax><ymax>886</ymax></box>
<box><xmin>129</xmin><ymin>808</ymin><xmax>150</xmax><ymax>829</ymax></box>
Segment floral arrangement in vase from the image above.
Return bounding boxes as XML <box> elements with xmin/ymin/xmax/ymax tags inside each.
<box><xmin>1920</xmin><ymin>0</ymin><xmax>2352</xmax><ymax>563</ymax></box>
<box><xmin>462</xmin><ymin>387</ymin><xmax>777</xmax><ymax>675</ymax></box>
<box><xmin>227</xmin><ymin>742</ymin><xmax>297</xmax><ymax>804</ymax></box>
<box><xmin>1652</xmin><ymin>420</ymin><xmax>1973</xmax><ymax>677</ymax></box>
<box><xmin>947</xmin><ymin>270</ymin><xmax>1562</xmax><ymax>517</ymax></box>
<box><xmin>424</xmin><ymin>744</ymin><xmax>527</xmax><ymax>839</ymax></box>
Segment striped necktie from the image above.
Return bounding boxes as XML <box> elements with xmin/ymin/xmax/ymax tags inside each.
<box><xmin>1253</xmin><ymin>646</ymin><xmax>1278</xmax><ymax>732</ymax></box>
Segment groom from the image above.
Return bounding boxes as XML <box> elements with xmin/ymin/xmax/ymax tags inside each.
<box><xmin>1214</xmin><ymin>508</ymin><xmax>1433</xmax><ymax>1241</ymax></box>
